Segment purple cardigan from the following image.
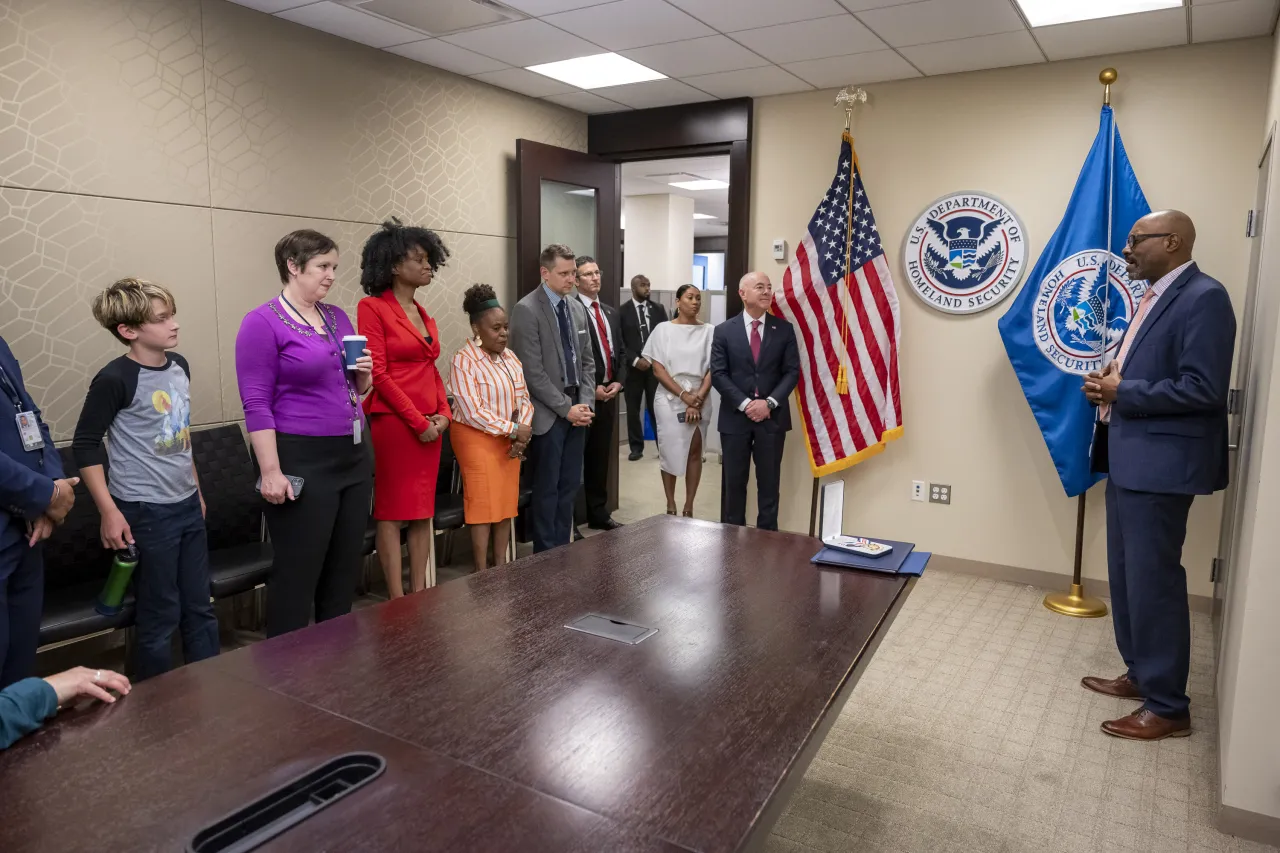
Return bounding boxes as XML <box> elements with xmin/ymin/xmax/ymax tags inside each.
<box><xmin>235</xmin><ymin>298</ymin><xmax>363</xmax><ymax>437</ymax></box>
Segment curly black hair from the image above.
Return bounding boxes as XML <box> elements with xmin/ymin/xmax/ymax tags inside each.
<box><xmin>359</xmin><ymin>217</ymin><xmax>451</xmax><ymax>296</ymax></box>
<box><xmin>463</xmin><ymin>283</ymin><xmax>502</xmax><ymax>323</ymax></box>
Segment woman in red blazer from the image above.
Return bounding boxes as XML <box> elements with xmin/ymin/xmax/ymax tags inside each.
<box><xmin>357</xmin><ymin>220</ymin><xmax>452</xmax><ymax>597</ymax></box>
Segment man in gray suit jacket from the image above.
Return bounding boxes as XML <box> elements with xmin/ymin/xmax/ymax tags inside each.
<box><xmin>509</xmin><ymin>244</ymin><xmax>596</xmax><ymax>552</ymax></box>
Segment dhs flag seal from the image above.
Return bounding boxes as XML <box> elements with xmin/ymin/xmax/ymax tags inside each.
<box><xmin>902</xmin><ymin>192</ymin><xmax>1027</xmax><ymax>315</ymax></box>
<box><xmin>998</xmin><ymin>105</ymin><xmax>1150</xmax><ymax>496</ymax></box>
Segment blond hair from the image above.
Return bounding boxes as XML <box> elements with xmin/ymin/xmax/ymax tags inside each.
<box><xmin>92</xmin><ymin>278</ymin><xmax>177</xmax><ymax>345</ymax></box>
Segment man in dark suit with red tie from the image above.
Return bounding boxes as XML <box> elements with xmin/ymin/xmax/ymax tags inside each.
<box><xmin>619</xmin><ymin>274</ymin><xmax>667</xmax><ymax>461</ymax></box>
<box><xmin>1083</xmin><ymin>210</ymin><xmax>1235</xmax><ymax>741</ymax></box>
<box><xmin>574</xmin><ymin>256</ymin><xmax>625</xmax><ymax>534</ymax></box>
<box><xmin>711</xmin><ymin>272</ymin><xmax>800</xmax><ymax>531</ymax></box>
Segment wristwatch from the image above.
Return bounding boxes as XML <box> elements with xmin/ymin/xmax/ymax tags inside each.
<box><xmin>766</xmin><ymin>398</ymin><xmax>778</xmax><ymax>411</ymax></box>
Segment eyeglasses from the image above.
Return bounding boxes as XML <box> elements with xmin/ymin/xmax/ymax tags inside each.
<box><xmin>1126</xmin><ymin>233</ymin><xmax>1172</xmax><ymax>249</ymax></box>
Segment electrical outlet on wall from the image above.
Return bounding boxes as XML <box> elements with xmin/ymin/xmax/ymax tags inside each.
<box><xmin>912</xmin><ymin>480</ymin><xmax>925</xmax><ymax>502</ymax></box>
<box><xmin>929</xmin><ymin>483</ymin><xmax>951</xmax><ymax>505</ymax></box>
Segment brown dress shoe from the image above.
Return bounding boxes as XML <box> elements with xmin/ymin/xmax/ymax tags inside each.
<box><xmin>1101</xmin><ymin>708</ymin><xmax>1191</xmax><ymax>741</ymax></box>
<box><xmin>1081</xmin><ymin>673</ymin><xmax>1144</xmax><ymax>700</ymax></box>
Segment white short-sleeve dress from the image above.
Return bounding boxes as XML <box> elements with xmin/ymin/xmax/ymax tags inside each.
<box><xmin>641</xmin><ymin>321</ymin><xmax>714</xmax><ymax>476</ymax></box>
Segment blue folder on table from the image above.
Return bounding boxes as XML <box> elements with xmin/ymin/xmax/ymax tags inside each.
<box><xmin>810</xmin><ymin>547</ymin><xmax>931</xmax><ymax>577</ymax></box>
<box><xmin>810</xmin><ymin>537</ymin><xmax>915</xmax><ymax>573</ymax></box>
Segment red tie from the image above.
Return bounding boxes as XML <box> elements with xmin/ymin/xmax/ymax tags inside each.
<box><xmin>592</xmin><ymin>302</ymin><xmax>613</xmax><ymax>382</ymax></box>
<box><xmin>750</xmin><ymin>319</ymin><xmax>762</xmax><ymax>363</ymax></box>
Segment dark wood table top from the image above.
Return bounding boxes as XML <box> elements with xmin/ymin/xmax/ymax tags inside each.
<box><xmin>209</xmin><ymin>516</ymin><xmax>913</xmax><ymax>853</ymax></box>
<box><xmin>1</xmin><ymin>517</ymin><xmax>912</xmax><ymax>853</ymax></box>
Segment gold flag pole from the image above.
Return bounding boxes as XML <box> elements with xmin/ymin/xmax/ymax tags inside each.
<box><xmin>1043</xmin><ymin>69</ymin><xmax>1116</xmax><ymax>619</ymax></box>
<box><xmin>832</xmin><ymin>87</ymin><xmax>867</xmax><ymax>396</ymax></box>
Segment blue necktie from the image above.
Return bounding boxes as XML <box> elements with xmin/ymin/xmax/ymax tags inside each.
<box><xmin>556</xmin><ymin>299</ymin><xmax>578</xmax><ymax>389</ymax></box>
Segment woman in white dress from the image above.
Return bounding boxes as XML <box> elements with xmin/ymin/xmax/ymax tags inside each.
<box><xmin>641</xmin><ymin>285</ymin><xmax>714</xmax><ymax>517</ymax></box>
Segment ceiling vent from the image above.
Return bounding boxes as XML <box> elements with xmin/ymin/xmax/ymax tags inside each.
<box><xmin>347</xmin><ymin>0</ymin><xmax>524</xmax><ymax>36</ymax></box>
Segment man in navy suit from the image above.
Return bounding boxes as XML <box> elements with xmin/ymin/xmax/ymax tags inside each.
<box><xmin>711</xmin><ymin>272</ymin><xmax>800</xmax><ymax>531</ymax></box>
<box><xmin>0</xmin><ymin>336</ymin><xmax>79</xmax><ymax>688</ymax></box>
<box><xmin>1083</xmin><ymin>210</ymin><xmax>1235</xmax><ymax>741</ymax></box>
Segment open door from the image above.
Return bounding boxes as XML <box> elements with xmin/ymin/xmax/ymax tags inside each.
<box><xmin>516</xmin><ymin>139</ymin><xmax>622</xmax><ymax>514</ymax></box>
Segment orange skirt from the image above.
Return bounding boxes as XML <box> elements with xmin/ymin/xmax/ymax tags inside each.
<box><xmin>450</xmin><ymin>421</ymin><xmax>521</xmax><ymax>524</ymax></box>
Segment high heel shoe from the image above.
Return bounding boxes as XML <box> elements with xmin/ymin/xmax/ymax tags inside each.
<box><xmin>682</xmin><ymin>510</ymin><xmax>693</xmax><ymax>517</ymax></box>
<box><xmin>666</xmin><ymin>508</ymin><xmax>676</xmax><ymax>515</ymax></box>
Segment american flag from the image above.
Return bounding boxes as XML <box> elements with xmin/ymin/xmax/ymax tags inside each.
<box><xmin>772</xmin><ymin>134</ymin><xmax>903</xmax><ymax>476</ymax></box>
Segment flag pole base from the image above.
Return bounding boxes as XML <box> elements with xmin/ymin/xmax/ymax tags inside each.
<box><xmin>1043</xmin><ymin>584</ymin><xmax>1108</xmax><ymax>618</ymax></box>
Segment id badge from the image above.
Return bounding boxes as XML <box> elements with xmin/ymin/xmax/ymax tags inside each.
<box><xmin>353</xmin><ymin>418</ymin><xmax>362</xmax><ymax>445</ymax></box>
<box><xmin>16</xmin><ymin>410</ymin><xmax>43</xmax><ymax>451</ymax></box>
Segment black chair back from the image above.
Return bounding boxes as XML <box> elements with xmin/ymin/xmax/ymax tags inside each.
<box><xmin>43</xmin><ymin>447</ymin><xmax>112</xmax><ymax>588</ymax></box>
<box><xmin>191</xmin><ymin>425</ymin><xmax>262</xmax><ymax>549</ymax></box>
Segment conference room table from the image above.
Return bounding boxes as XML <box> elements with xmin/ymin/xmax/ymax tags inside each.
<box><xmin>0</xmin><ymin>516</ymin><xmax>915</xmax><ymax>853</ymax></box>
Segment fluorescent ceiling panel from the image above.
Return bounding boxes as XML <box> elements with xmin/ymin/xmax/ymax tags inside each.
<box><xmin>1015</xmin><ymin>0</ymin><xmax>1184</xmax><ymax>27</ymax></box>
<box><xmin>670</xmin><ymin>179</ymin><xmax>729</xmax><ymax>190</ymax></box>
<box><xmin>527</xmin><ymin>53</ymin><xmax>666</xmax><ymax>89</ymax></box>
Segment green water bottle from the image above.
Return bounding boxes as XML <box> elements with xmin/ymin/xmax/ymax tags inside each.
<box><xmin>95</xmin><ymin>543</ymin><xmax>138</xmax><ymax>617</ymax></box>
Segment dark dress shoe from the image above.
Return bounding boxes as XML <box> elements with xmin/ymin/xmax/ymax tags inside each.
<box><xmin>1082</xmin><ymin>673</ymin><xmax>1144</xmax><ymax>700</ymax></box>
<box><xmin>573</xmin><ymin>527</ymin><xmax>584</xmax><ymax>542</ymax></box>
<box><xmin>628</xmin><ymin>451</ymin><xmax>643</xmax><ymax>461</ymax></box>
<box><xmin>1101</xmin><ymin>708</ymin><xmax>1191</xmax><ymax>741</ymax></box>
<box><xmin>587</xmin><ymin>518</ymin><xmax>623</xmax><ymax>531</ymax></box>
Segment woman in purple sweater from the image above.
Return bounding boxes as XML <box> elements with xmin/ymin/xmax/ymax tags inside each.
<box><xmin>235</xmin><ymin>230</ymin><xmax>374</xmax><ymax>637</ymax></box>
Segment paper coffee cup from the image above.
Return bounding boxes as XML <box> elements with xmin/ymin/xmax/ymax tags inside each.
<box><xmin>342</xmin><ymin>335</ymin><xmax>367</xmax><ymax>370</ymax></box>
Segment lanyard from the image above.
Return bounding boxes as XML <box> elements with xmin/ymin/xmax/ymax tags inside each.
<box><xmin>279</xmin><ymin>293</ymin><xmax>360</xmax><ymax>415</ymax></box>
<box><xmin>0</xmin><ymin>364</ymin><xmax>24</xmax><ymax>412</ymax></box>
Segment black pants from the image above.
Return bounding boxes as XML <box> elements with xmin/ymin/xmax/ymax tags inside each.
<box><xmin>624</xmin><ymin>370</ymin><xmax>658</xmax><ymax>454</ymax></box>
<box><xmin>720</xmin><ymin>427</ymin><xmax>786</xmax><ymax>531</ymax></box>
<box><xmin>0</xmin><ymin>541</ymin><xmax>42</xmax><ymax>690</ymax></box>
<box><xmin>116</xmin><ymin>492</ymin><xmax>219</xmax><ymax>680</ymax></box>
<box><xmin>527</xmin><ymin>416</ymin><xmax>586</xmax><ymax>553</ymax></box>
<box><xmin>577</xmin><ymin>396</ymin><xmax>616</xmax><ymax>526</ymax></box>
<box><xmin>1105</xmin><ymin>479</ymin><xmax>1195</xmax><ymax>719</ymax></box>
<box><xmin>260</xmin><ymin>433</ymin><xmax>372</xmax><ymax>638</ymax></box>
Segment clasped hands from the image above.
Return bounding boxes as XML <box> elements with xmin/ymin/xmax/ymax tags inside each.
<box><xmin>26</xmin><ymin>476</ymin><xmax>80</xmax><ymax>547</ymax></box>
<box><xmin>679</xmin><ymin>389</ymin><xmax>706</xmax><ymax>424</ymax></box>
<box><xmin>1082</xmin><ymin>362</ymin><xmax>1122</xmax><ymax>406</ymax></box>
<box><xmin>418</xmin><ymin>414</ymin><xmax>451</xmax><ymax>443</ymax></box>
<box><xmin>744</xmin><ymin>399</ymin><xmax>772</xmax><ymax>423</ymax></box>
<box><xmin>594</xmin><ymin>381</ymin><xmax>623</xmax><ymax>403</ymax></box>
<box><xmin>509</xmin><ymin>422</ymin><xmax>533</xmax><ymax>458</ymax></box>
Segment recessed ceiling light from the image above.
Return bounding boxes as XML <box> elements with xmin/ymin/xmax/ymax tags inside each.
<box><xmin>670</xmin><ymin>180</ymin><xmax>729</xmax><ymax>191</ymax></box>
<box><xmin>693</xmin><ymin>213</ymin><xmax>716</xmax><ymax>220</ymax></box>
<box><xmin>527</xmin><ymin>53</ymin><xmax>665</xmax><ymax>90</ymax></box>
<box><xmin>1015</xmin><ymin>0</ymin><xmax>1182</xmax><ymax>27</ymax></box>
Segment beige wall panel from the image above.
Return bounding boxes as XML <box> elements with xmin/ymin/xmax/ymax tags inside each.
<box><xmin>0</xmin><ymin>187</ymin><xmax>220</xmax><ymax>439</ymax></box>
<box><xmin>750</xmin><ymin>40</ymin><xmax>1272</xmax><ymax>596</ymax></box>
<box><xmin>211</xmin><ymin>208</ymin><xmax>513</xmax><ymax>421</ymax></box>
<box><xmin>0</xmin><ymin>0</ymin><xmax>208</xmax><ymax>205</ymax></box>
<box><xmin>201</xmin><ymin>0</ymin><xmax>585</xmax><ymax>237</ymax></box>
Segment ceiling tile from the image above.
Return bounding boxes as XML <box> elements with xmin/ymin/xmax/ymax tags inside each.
<box><xmin>276</xmin><ymin>2</ymin><xmax>426</xmax><ymax>48</ymax></box>
<box><xmin>835</xmin><ymin>0</ymin><xmax>922</xmax><ymax>9</ymax></box>
<box><xmin>858</xmin><ymin>0</ymin><xmax>1026</xmax><ymax>47</ymax></box>
<box><xmin>1192</xmin><ymin>0</ymin><xmax>1279</xmax><ymax>42</ymax></box>
<box><xmin>1034</xmin><ymin>8</ymin><xmax>1187</xmax><ymax>61</ymax></box>
<box><xmin>665</xmin><ymin>0</ymin><xmax>849</xmax><ymax>32</ymax></box>
<box><xmin>470</xmin><ymin>67</ymin><xmax>579</xmax><ymax>97</ymax></box>
<box><xmin>593</xmin><ymin>78</ymin><xmax>713</xmax><ymax>107</ymax></box>
<box><xmin>731</xmin><ymin>14</ymin><xmax>886</xmax><ymax>64</ymax></box>
<box><xmin>544</xmin><ymin>91</ymin><xmax>631</xmax><ymax>113</ymax></box>
<box><xmin>782</xmin><ymin>50</ymin><xmax>921</xmax><ymax>88</ymax></box>
<box><xmin>900</xmin><ymin>29</ymin><xmax>1044</xmax><ymax>75</ymax></box>
<box><xmin>545</xmin><ymin>0</ymin><xmax>715</xmax><ymax>50</ymax></box>
<box><xmin>621</xmin><ymin>35</ymin><xmax>770</xmax><ymax>77</ymax></box>
<box><xmin>226</xmin><ymin>0</ymin><xmax>313</xmax><ymax>12</ymax></box>
<box><xmin>386</xmin><ymin>39</ymin><xmax>510</xmax><ymax>75</ymax></box>
<box><xmin>442</xmin><ymin>18</ymin><xmax>601</xmax><ymax>66</ymax></box>
<box><xmin>682</xmin><ymin>65</ymin><xmax>814</xmax><ymax>98</ymax></box>
<box><xmin>499</xmin><ymin>0</ymin><xmax>605</xmax><ymax>13</ymax></box>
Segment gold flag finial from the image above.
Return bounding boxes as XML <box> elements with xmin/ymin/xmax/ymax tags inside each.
<box><xmin>1099</xmin><ymin>68</ymin><xmax>1117</xmax><ymax>106</ymax></box>
<box><xmin>834</xmin><ymin>86</ymin><xmax>867</xmax><ymax>131</ymax></box>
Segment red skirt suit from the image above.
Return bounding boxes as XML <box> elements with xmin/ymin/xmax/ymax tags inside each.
<box><xmin>358</xmin><ymin>290</ymin><xmax>452</xmax><ymax>521</ymax></box>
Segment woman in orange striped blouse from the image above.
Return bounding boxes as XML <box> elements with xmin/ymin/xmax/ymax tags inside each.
<box><xmin>448</xmin><ymin>284</ymin><xmax>534</xmax><ymax>572</ymax></box>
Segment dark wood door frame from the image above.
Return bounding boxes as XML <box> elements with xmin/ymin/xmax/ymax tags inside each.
<box><xmin>588</xmin><ymin>98</ymin><xmax>752</xmax><ymax>318</ymax></box>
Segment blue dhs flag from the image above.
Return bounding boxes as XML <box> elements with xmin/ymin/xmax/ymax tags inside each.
<box><xmin>998</xmin><ymin>106</ymin><xmax>1150</xmax><ymax>496</ymax></box>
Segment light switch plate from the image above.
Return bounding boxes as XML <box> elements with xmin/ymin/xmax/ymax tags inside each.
<box><xmin>772</xmin><ymin>239</ymin><xmax>787</xmax><ymax>261</ymax></box>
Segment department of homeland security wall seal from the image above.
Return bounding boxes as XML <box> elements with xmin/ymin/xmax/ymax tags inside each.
<box><xmin>1032</xmin><ymin>250</ymin><xmax>1143</xmax><ymax>376</ymax></box>
<box><xmin>902</xmin><ymin>192</ymin><xmax>1027</xmax><ymax>315</ymax></box>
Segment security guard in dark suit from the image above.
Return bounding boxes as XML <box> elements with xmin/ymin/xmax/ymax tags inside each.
<box><xmin>0</xmin><ymin>336</ymin><xmax>77</xmax><ymax>688</ymax></box>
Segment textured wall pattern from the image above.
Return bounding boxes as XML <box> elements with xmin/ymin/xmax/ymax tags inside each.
<box><xmin>0</xmin><ymin>0</ymin><xmax>586</xmax><ymax>440</ymax></box>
